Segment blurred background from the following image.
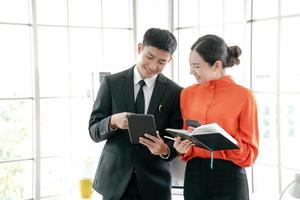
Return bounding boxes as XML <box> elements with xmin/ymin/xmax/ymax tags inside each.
<box><xmin>0</xmin><ymin>0</ymin><xmax>300</xmax><ymax>199</ymax></box>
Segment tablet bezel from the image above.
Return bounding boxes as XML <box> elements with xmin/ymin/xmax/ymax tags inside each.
<box><xmin>127</xmin><ymin>114</ymin><xmax>157</xmax><ymax>144</ymax></box>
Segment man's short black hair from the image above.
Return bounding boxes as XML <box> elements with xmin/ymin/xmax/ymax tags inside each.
<box><xmin>143</xmin><ymin>28</ymin><xmax>177</xmax><ymax>54</ymax></box>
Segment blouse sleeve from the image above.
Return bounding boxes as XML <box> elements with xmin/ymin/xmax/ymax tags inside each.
<box><xmin>225</xmin><ymin>92</ymin><xmax>259</xmax><ymax>167</ymax></box>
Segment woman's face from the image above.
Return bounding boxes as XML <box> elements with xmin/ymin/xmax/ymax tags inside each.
<box><xmin>189</xmin><ymin>50</ymin><xmax>219</xmax><ymax>84</ymax></box>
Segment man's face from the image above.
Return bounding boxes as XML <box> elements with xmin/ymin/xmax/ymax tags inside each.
<box><xmin>137</xmin><ymin>44</ymin><xmax>172</xmax><ymax>79</ymax></box>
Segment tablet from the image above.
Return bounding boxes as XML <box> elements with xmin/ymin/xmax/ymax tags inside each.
<box><xmin>127</xmin><ymin>114</ymin><xmax>157</xmax><ymax>144</ymax></box>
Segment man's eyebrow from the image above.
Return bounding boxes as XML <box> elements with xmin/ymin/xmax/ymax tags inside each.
<box><xmin>146</xmin><ymin>52</ymin><xmax>168</xmax><ymax>62</ymax></box>
<box><xmin>158</xmin><ymin>58</ymin><xmax>168</xmax><ymax>63</ymax></box>
<box><xmin>145</xmin><ymin>52</ymin><xmax>155</xmax><ymax>58</ymax></box>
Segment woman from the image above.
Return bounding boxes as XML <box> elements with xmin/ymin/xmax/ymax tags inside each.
<box><xmin>174</xmin><ymin>34</ymin><xmax>259</xmax><ymax>200</ymax></box>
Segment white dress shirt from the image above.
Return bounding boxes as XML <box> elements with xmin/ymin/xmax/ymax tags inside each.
<box><xmin>133</xmin><ymin>65</ymin><xmax>157</xmax><ymax>114</ymax></box>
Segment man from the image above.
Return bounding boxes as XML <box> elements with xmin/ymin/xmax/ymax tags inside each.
<box><xmin>88</xmin><ymin>28</ymin><xmax>182</xmax><ymax>200</ymax></box>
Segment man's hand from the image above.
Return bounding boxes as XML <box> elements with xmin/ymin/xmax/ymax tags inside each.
<box><xmin>110</xmin><ymin>112</ymin><xmax>129</xmax><ymax>129</ymax></box>
<box><xmin>139</xmin><ymin>131</ymin><xmax>169</xmax><ymax>156</ymax></box>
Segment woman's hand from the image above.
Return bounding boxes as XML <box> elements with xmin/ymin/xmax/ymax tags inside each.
<box><xmin>173</xmin><ymin>137</ymin><xmax>194</xmax><ymax>156</ymax></box>
<box><xmin>187</xmin><ymin>126</ymin><xmax>195</xmax><ymax>133</ymax></box>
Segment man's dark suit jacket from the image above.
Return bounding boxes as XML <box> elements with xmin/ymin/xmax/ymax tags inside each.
<box><xmin>88</xmin><ymin>66</ymin><xmax>183</xmax><ymax>200</ymax></box>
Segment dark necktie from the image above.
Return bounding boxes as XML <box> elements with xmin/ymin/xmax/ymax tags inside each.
<box><xmin>135</xmin><ymin>80</ymin><xmax>146</xmax><ymax>114</ymax></box>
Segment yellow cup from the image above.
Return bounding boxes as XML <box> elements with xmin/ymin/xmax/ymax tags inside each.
<box><xmin>79</xmin><ymin>178</ymin><xmax>93</xmax><ymax>198</ymax></box>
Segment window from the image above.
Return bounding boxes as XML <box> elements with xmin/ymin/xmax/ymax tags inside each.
<box><xmin>2</xmin><ymin>0</ymin><xmax>300</xmax><ymax>199</ymax></box>
<box><xmin>0</xmin><ymin>1</ymin><xmax>33</xmax><ymax>199</ymax></box>
<box><xmin>173</xmin><ymin>0</ymin><xmax>300</xmax><ymax>199</ymax></box>
<box><xmin>0</xmin><ymin>0</ymin><xmax>134</xmax><ymax>199</ymax></box>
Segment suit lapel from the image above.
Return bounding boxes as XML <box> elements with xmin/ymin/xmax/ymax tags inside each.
<box><xmin>122</xmin><ymin>67</ymin><xmax>136</xmax><ymax>113</ymax></box>
<box><xmin>147</xmin><ymin>74</ymin><xmax>167</xmax><ymax>114</ymax></box>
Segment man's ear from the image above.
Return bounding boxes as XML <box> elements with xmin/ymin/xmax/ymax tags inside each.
<box><xmin>167</xmin><ymin>55</ymin><xmax>173</xmax><ymax>63</ymax></box>
<box><xmin>137</xmin><ymin>43</ymin><xmax>143</xmax><ymax>54</ymax></box>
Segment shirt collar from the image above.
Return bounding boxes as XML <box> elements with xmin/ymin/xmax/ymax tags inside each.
<box><xmin>134</xmin><ymin>65</ymin><xmax>157</xmax><ymax>88</ymax></box>
<box><xmin>203</xmin><ymin>75</ymin><xmax>235</xmax><ymax>89</ymax></box>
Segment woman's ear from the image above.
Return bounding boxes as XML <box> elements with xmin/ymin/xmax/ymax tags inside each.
<box><xmin>213</xmin><ymin>60</ymin><xmax>223</xmax><ymax>71</ymax></box>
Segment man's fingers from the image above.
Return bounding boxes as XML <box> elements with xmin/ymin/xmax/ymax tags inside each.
<box><xmin>156</xmin><ymin>131</ymin><xmax>162</xmax><ymax>140</ymax></box>
<box><xmin>139</xmin><ymin>137</ymin><xmax>152</xmax><ymax>148</ymax></box>
<box><xmin>144</xmin><ymin>133</ymin><xmax>161</xmax><ymax>142</ymax></box>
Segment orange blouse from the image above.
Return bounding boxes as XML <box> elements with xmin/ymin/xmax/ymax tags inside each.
<box><xmin>180</xmin><ymin>76</ymin><xmax>259</xmax><ymax>167</ymax></box>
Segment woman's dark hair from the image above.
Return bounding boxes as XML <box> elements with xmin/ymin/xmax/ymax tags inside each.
<box><xmin>143</xmin><ymin>28</ymin><xmax>177</xmax><ymax>54</ymax></box>
<box><xmin>191</xmin><ymin>34</ymin><xmax>242</xmax><ymax>68</ymax></box>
